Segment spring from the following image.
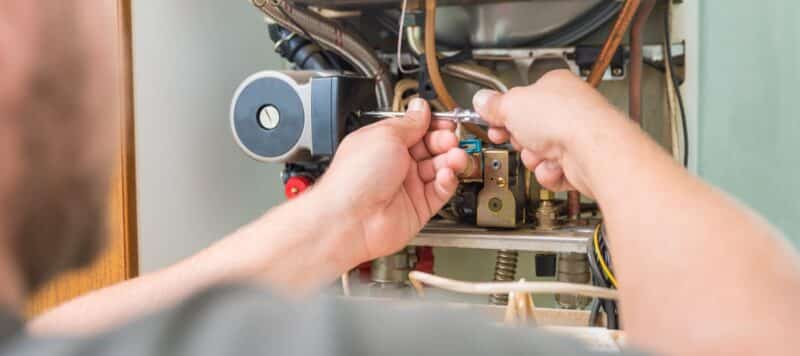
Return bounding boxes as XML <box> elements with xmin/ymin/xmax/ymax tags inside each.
<box><xmin>489</xmin><ymin>250</ymin><xmax>519</xmax><ymax>305</ymax></box>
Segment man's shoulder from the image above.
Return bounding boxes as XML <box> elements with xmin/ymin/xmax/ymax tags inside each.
<box><xmin>5</xmin><ymin>285</ymin><xmax>641</xmax><ymax>356</ymax></box>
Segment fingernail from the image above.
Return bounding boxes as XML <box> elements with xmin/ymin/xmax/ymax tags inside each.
<box><xmin>408</xmin><ymin>98</ymin><xmax>425</xmax><ymax>112</ymax></box>
<box><xmin>473</xmin><ymin>89</ymin><xmax>498</xmax><ymax>110</ymax></box>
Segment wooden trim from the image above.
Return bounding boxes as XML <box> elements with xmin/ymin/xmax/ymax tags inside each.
<box><xmin>117</xmin><ymin>0</ymin><xmax>139</xmax><ymax>278</ymax></box>
<box><xmin>25</xmin><ymin>0</ymin><xmax>139</xmax><ymax>316</ymax></box>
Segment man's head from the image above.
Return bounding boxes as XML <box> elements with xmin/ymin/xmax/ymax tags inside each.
<box><xmin>0</xmin><ymin>2</ymin><xmax>119</xmax><ymax>295</ymax></box>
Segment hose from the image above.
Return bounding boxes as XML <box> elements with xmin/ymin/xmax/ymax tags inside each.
<box><xmin>252</xmin><ymin>0</ymin><xmax>393</xmax><ymax>109</ymax></box>
<box><xmin>268</xmin><ymin>25</ymin><xmax>333</xmax><ymax>70</ymax></box>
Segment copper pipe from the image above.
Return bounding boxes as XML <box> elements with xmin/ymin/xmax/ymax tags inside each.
<box><xmin>586</xmin><ymin>0</ymin><xmax>642</xmax><ymax>87</ymax></box>
<box><xmin>424</xmin><ymin>0</ymin><xmax>456</xmax><ymax>109</ymax></box>
<box><xmin>570</xmin><ymin>0</ymin><xmax>642</xmax><ymax>219</ymax></box>
<box><xmin>629</xmin><ymin>0</ymin><xmax>657</xmax><ymax>125</ymax></box>
<box><xmin>423</xmin><ymin>0</ymin><xmax>489</xmax><ymax>141</ymax></box>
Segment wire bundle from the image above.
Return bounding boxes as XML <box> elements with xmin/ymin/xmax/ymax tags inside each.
<box><xmin>587</xmin><ymin>223</ymin><xmax>620</xmax><ymax>329</ymax></box>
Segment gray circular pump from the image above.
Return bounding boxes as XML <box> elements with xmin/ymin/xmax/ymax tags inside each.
<box><xmin>230</xmin><ymin>70</ymin><xmax>376</xmax><ymax>163</ymax></box>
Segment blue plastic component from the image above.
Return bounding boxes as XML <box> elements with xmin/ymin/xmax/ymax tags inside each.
<box><xmin>459</xmin><ymin>139</ymin><xmax>482</xmax><ymax>154</ymax></box>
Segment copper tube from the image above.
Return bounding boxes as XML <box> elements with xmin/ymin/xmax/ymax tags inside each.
<box><xmin>629</xmin><ymin>0</ymin><xmax>657</xmax><ymax>125</ymax></box>
<box><xmin>570</xmin><ymin>0</ymin><xmax>642</xmax><ymax>219</ymax></box>
<box><xmin>567</xmin><ymin>191</ymin><xmax>582</xmax><ymax>219</ymax></box>
<box><xmin>423</xmin><ymin>0</ymin><xmax>489</xmax><ymax>141</ymax></box>
<box><xmin>586</xmin><ymin>0</ymin><xmax>642</xmax><ymax>87</ymax></box>
<box><xmin>424</xmin><ymin>0</ymin><xmax>456</xmax><ymax>109</ymax></box>
<box><xmin>252</xmin><ymin>0</ymin><xmax>393</xmax><ymax>109</ymax></box>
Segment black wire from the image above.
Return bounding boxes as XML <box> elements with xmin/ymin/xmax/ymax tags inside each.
<box><xmin>532</xmin><ymin>0</ymin><xmax>623</xmax><ymax>47</ymax></box>
<box><xmin>664</xmin><ymin>7</ymin><xmax>689</xmax><ymax>167</ymax></box>
<box><xmin>276</xmin><ymin>3</ymin><xmax>343</xmax><ymax>71</ymax></box>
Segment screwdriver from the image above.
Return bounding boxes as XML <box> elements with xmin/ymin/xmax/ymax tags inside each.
<box><xmin>358</xmin><ymin>108</ymin><xmax>491</xmax><ymax>128</ymax></box>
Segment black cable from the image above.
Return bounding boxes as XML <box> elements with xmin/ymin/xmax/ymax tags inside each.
<box><xmin>275</xmin><ymin>3</ymin><xmax>343</xmax><ymax>71</ymax></box>
<box><xmin>533</xmin><ymin>0</ymin><xmax>623</xmax><ymax>47</ymax></box>
<box><xmin>664</xmin><ymin>7</ymin><xmax>689</xmax><ymax>167</ymax></box>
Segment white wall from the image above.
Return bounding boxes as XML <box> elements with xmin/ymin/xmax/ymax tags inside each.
<box><xmin>132</xmin><ymin>1</ymin><xmax>286</xmax><ymax>272</ymax></box>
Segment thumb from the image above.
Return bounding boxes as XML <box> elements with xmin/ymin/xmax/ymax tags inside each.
<box><xmin>472</xmin><ymin>89</ymin><xmax>506</xmax><ymax>128</ymax></box>
<box><xmin>380</xmin><ymin>98</ymin><xmax>431</xmax><ymax>147</ymax></box>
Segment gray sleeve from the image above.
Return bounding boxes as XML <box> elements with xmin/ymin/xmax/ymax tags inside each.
<box><xmin>4</xmin><ymin>285</ymin><xmax>647</xmax><ymax>356</ymax></box>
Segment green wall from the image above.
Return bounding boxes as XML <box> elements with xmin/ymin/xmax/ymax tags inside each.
<box><xmin>698</xmin><ymin>1</ymin><xmax>800</xmax><ymax>242</ymax></box>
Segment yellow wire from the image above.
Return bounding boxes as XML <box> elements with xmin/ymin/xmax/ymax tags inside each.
<box><xmin>594</xmin><ymin>223</ymin><xmax>618</xmax><ymax>288</ymax></box>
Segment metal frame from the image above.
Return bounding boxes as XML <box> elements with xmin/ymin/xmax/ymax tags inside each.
<box><xmin>411</xmin><ymin>221</ymin><xmax>592</xmax><ymax>253</ymax></box>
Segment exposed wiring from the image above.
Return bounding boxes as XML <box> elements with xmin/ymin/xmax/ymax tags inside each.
<box><xmin>587</xmin><ymin>222</ymin><xmax>619</xmax><ymax>329</ymax></box>
<box><xmin>594</xmin><ymin>223</ymin><xmax>618</xmax><ymax>288</ymax></box>
<box><xmin>664</xmin><ymin>4</ymin><xmax>689</xmax><ymax>168</ymax></box>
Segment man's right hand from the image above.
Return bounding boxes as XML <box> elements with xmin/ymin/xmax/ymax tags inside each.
<box><xmin>472</xmin><ymin>69</ymin><xmax>629</xmax><ymax>198</ymax></box>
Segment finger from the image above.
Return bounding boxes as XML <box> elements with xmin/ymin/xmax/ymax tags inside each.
<box><xmin>534</xmin><ymin>160</ymin><xmax>570</xmax><ymax>192</ymax></box>
<box><xmin>430</xmin><ymin>119</ymin><xmax>457</xmax><ymax>130</ymax></box>
<box><xmin>418</xmin><ymin>148</ymin><xmax>469</xmax><ymax>183</ymax></box>
<box><xmin>488</xmin><ymin>127</ymin><xmax>510</xmax><ymax>144</ymax></box>
<box><xmin>510</xmin><ymin>136</ymin><xmax>523</xmax><ymax>151</ymax></box>
<box><xmin>472</xmin><ymin>89</ymin><xmax>505</xmax><ymax>127</ymax></box>
<box><xmin>377</xmin><ymin>98</ymin><xmax>431</xmax><ymax>147</ymax></box>
<box><xmin>424</xmin><ymin>130</ymin><xmax>459</xmax><ymax>156</ymax></box>
<box><xmin>425</xmin><ymin>168</ymin><xmax>458</xmax><ymax>213</ymax></box>
<box><xmin>520</xmin><ymin>149</ymin><xmax>544</xmax><ymax>171</ymax></box>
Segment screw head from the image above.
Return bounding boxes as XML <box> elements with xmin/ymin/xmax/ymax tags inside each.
<box><xmin>491</xmin><ymin>159</ymin><xmax>502</xmax><ymax>171</ymax></box>
<box><xmin>488</xmin><ymin>197</ymin><xmax>503</xmax><ymax>212</ymax></box>
<box><xmin>258</xmin><ymin>105</ymin><xmax>280</xmax><ymax>130</ymax></box>
<box><xmin>612</xmin><ymin>67</ymin><xmax>624</xmax><ymax>76</ymax></box>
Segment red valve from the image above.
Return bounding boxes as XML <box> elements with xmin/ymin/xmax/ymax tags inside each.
<box><xmin>415</xmin><ymin>246</ymin><xmax>435</xmax><ymax>274</ymax></box>
<box><xmin>284</xmin><ymin>175</ymin><xmax>313</xmax><ymax>200</ymax></box>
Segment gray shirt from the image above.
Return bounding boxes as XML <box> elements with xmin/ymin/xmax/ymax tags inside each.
<box><xmin>1</xmin><ymin>285</ymin><xmax>644</xmax><ymax>355</ymax></box>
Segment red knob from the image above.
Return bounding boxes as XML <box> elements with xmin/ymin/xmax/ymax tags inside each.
<box><xmin>284</xmin><ymin>175</ymin><xmax>313</xmax><ymax>200</ymax></box>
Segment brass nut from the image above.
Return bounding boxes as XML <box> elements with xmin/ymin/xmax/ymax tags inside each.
<box><xmin>496</xmin><ymin>177</ymin><xmax>506</xmax><ymax>188</ymax></box>
<box><xmin>539</xmin><ymin>189</ymin><xmax>555</xmax><ymax>201</ymax></box>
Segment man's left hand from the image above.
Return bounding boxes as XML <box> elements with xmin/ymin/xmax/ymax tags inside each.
<box><xmin>317</xmin><ymin>98</ymin><xmax>468</xmax><ymax>261</ymax></box>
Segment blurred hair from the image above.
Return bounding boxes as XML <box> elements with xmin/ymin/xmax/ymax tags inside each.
<box><xmin>5</xmin><ymin>3</ymin><xmax>111</xmax><ymax>293</ymax></box>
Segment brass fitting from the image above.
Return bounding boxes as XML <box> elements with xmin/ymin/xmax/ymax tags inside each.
<box><xmin>536</xmin><ymin>189</ymin><xmax>559</xmax><ymax>230</ymax></box>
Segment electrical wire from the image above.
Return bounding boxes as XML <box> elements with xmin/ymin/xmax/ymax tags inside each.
<box><xmin>532</xmin><ymin>0</ymin><xmax>623</xmax><ymax>47</ymax></box>
<box><xmin>407</xmin><ymin>271</ymin><xmax>619</xmax><ymax>300</ymax></box>
<box><xmin>664</xmin><ymin>4</ymin><xmax>689</xmax><ymax>168</ymax></box>
<box><xmin>587</xmin><ymin>222</ymin><xmax>619</xmax><ymax>329</ymax></box>
<box><xmin>593</xmin><ymin>223</ymin><xmax>618</xmax><ymax>288</ymax></box>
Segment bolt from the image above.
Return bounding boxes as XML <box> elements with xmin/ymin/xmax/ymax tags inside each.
<box><xmin>612</xmin><ymin>67</ymin><xmax>624</xmax><ymax>77</ymax></box>
<box><xmin>258</xmin><ymin>105</ymin><xmax>280</xmax><ymax>130</ymax></box>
